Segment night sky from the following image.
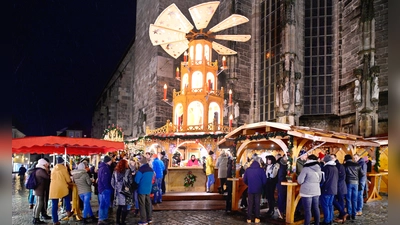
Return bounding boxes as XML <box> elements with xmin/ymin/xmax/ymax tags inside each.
<box><xmin>12</xmin><ymin>1</ymin><xmax>137</xmax><ymax>136</ymax></box>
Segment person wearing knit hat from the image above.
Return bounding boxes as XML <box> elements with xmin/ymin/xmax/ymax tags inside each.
<box><xmin>32</xmin><ymin>158</ymin><xmax>51</xmax><ymax>223</ymax></box>
<box><xmin>49</xmin><ymin>155</ymin><xmax>73</xmax><ymax>224</ymax></box>
<box><xmin>71</xmin><ymin>162</ymin><xmax>97</xmax><ymax>223</ymax></box>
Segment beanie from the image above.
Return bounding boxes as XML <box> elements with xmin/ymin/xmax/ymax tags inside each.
<box><xmin>77</xmin><ymin>163</ymin><xmax>86</xmax><ymax>170</ymax></box>
<box><xmin>57</xmin><ymin>156</ymin><xmax>64</xmax><ymax>164</ymax></box>
<box><xmin>37</xmin><ymin>158</ymin><xmax>48</xmax><ymax>167</ymax></box>
<box><xmin>318</xmin><ymin>152</ymin><xmax>325</xmax><ymax>160</ymax></box>
<box><xmin>323</xmin><ymin>155</ymin><xmax>332</xmax><ymax>163</ymax></box>
<box><xmin>103</xmin><ymin>155</ymin><xmax>112</xmax><ymax>163</ymax></box>
<box><xmin>161</xmin><ymin>151</ymin><xmax>166</xmax><ymax>156</ymax></box>
<box><xmin>344</xmin><ymin>154</ymin><xmax>353</xmax><ymax>161</ymax></box>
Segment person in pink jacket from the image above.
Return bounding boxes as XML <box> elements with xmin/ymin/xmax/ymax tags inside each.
<box><xmin>186</xmin><ymin>155</ymin><xmax>199</xmax><ymax>166</ymax></box>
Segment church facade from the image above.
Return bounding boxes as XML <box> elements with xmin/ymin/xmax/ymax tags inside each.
<box><xmin>91</xmin><ymin>0</ymin><xmax>388</xmax><ymax>140</ymax></box>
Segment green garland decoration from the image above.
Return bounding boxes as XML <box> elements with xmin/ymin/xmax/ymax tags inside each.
<box><xmin>374</xmin><ymin>146</ymin><xmax>380</xmax><ymax>173</ymax></box>
<box><xmin>234</xmin><ymin>131</ymin><xmax>289</xmax><ymax>144</ymax></box>
<box><xmin>102</xmin><ymin>124</ymin><xmax>123</xmax><ymax>139</ymax></box>
<box><xmin>124</xmin><ymin>133</ymin><xmax>226</xmax><ymax>145</ymax></box>
<box><xmin>287</xmin><ymin>135</ymin><xmax>294</xmax><ymax>175</ymax></box>
<box><xmin>183</xmin><ymin>170</ymin><xmax>197</xmax><ymax>187</ymax></box>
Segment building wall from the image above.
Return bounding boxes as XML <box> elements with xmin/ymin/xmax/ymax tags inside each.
<box><xmin>92</xmin><ymin>0</ymin><xmax>388</xmax><ymax>138</ymax></box>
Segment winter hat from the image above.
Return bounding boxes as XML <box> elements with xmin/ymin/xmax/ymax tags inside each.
<box><xmin>298</xmin><ymin>149</ymin><xmax>307</xmax><ymax>157</ymax></box>
<box><xmin>37</xmin><ymin>158</ymin><xmax>48</xmax><ymax>167</ymax></box>
<box><xmin>323</xmin><ymin>154</ymin><xmax>332</xmax><ymax>163</ymax></box>
<box><xmin>318</xmin><ymin>152</ymin><xmax>325</xmax><ymax>160</ymax></box>
<box><xmin>161</xmin><ymin>151</ymin><xmax>166</xmax><ymax>156</ymax></box>
<box><xmin>103</xmin><ymin>155</ymin><xmax>112</xmax><ymax>163</ymax></box>
<box><xmin>344</xmin><ymin>154</ymin><xmax>353</xmax><ymax>161</ymax></box>
<box><xmin>57</xmin><ymin>156</ymin><xmax>65</xmax><ymax>164</ymax></box>
<box><xmin>209</xmin><ymin>150</ymin><xmax>214</xmax><ymax>155</ymax></box>
<box><xmin>77</xmin><ymin>163</ymin><xmax>86</xmax><ymax>170</ymax></box>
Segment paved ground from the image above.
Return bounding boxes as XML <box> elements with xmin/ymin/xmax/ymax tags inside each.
<box><xmin>12</xmin><ymin>175</ymin><xmax>388</xmax><ymax>225</ymax></box>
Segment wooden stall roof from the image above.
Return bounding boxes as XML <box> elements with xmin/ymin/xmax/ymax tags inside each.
<box><xmin>218</xmin><ymin>121</ymin><xmax>379</xmax><ymax>147</ymax></box>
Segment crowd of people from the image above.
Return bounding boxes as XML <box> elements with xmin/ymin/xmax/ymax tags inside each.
<box><xmin>240</xmin><ymin>151</ymin><xmax>368</xmax><ymax>225</ymax></box>
<box><xmin>22</xmin><ymin>150</ymin><xmax>169</xmax><ymax>225</ymax></box>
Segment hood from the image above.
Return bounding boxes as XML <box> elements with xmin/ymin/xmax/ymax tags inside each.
<box><xmin>98</xmin><ymin>162</ymin><xmax>109</xmax><ymax>169</ymax></box>
<box><xmin>71</xmin><ymin>169</ymin><xmax>87</xmax><ymax>178</ymax></box>
<box><xmin>324</xmin><ymin>160</ymin><xmax>336</xmax><ymax>166</ymax></box>
<box><xmin>249</xmin><ymin>160</ymin><xmax>261</xmax><ymax>168</ymax></box>
<box><xmin>304</xmin><ymin>160</ymin><xmax>321</xmax><ymax>172</ymax></box>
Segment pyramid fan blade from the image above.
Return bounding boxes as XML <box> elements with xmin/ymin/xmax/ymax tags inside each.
<box><xmin>161</xmin><ymin>40</ymin><xmax>189</xmax><ymax>59</ymax></box>
<box><xmin>189</xmin><ymin>1</ymin><xmax>220</xmax><ymax>30</ymax></box>
<box><xmin>212</xmin><ymin>41</ymin><xmax>237</xmax><ymax>55</ymax></box>
<box><xmin>215</xmin><ymin>34</ymin><xmax>251</xmax><ymax>42</ymax></box>
<box><xmin>149</xmin><ymin>24</ymin><xmax>187</xmax><ymax>46</ymax></box>
<box><xmin>209</xmin><ymin>14</ymin><xmax>249</xmax><ymax>33</ymax></box>
<box><xmin>154</xmin><ymin>3</ymin><xmax>194</xmax><ymax>33</ymax></box>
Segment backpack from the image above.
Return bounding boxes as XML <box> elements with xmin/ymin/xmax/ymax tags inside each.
<box><xmin>25</xmin><ymin>169</ymin><xmax>38</xmax><ymax>189</ymax></box>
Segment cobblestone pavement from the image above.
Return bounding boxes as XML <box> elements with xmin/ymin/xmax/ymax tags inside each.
<box><xmin>12</xmin><ymin>175</ymin><xmax>388</xmax><ymax>225</ymax></box>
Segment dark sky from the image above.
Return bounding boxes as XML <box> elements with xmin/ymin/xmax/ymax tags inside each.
<box><xmin>12</xmin><ymin>1</ymin><xmax>137</xmax><ymax>137</ymax></box>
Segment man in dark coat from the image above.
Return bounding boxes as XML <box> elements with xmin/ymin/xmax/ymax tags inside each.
<box><xmin>160</xmin><ymin>151</ymin><xmax>169</xmax><ymax>194</ymax></box>
<box><xmin>331</xmin><ymin>154</ymin><xmax>348</xmax><ymax>223</ymax></box>
<box><xmin>343</xmin><ymin>154</ymin><xmax>365</xmax><ymax>222</ymax></box>
<box><xmin>320</xmin><ymin>155</ymin><xmax>339</xmax><ymax>225</ymax></box>
<box><xmin>276</xmin><ymin>154</ymin><xmax>288</xmax><ymax>218</ymax></box>
<box><xmin>243</xmin><ymin>158</ymin><xmax>267</xmax><ymax>224</ymax></box>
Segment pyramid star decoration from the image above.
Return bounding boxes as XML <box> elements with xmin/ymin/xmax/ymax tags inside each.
<box><xmin>149</xmin><ymin>1</ymin><xmax>251</xmax><ymax>59</ymax></box>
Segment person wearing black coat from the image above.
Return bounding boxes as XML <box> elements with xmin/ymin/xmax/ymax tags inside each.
<box><xmin>225</xmin><ymin>152</ymin><xmax>234</xmax><ymax>212</ymax></box>
<box><xmin>343</xmin><ymin>154</ymin><xmax>365</xmax><ymax>222</ymax></box>
<box><xmin>320</xmin><ymin>155</ymin><xmax>339</xmax><ymax>225</ymax></box>
<box><xmin>331</xmin><ymin>154</ymin><xmax>348</xmax><ymax>223</ymax></box>
<box><xmin>275</xmin><ymin>154</ymin><xmax>288</xmax><ymax>218</ymax></box>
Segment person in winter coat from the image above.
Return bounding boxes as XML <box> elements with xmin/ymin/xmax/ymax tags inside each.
<box><xmin>72</xmin><ymin>163</ymin><xmax>97</xmax><ymax>224</ymax></box>
<box><xmin>265</xmin><ymin>155</ymin><xmax>279</xmax><ymax>217</ymax></box>
<box><xmin>297</xmin><ymin>154</ymin><xmax>322</xmax><ymax>225</ymax></box>
<box><xmin>331</xmin><ymin>154</ymin><xmax>348</xmax><ymax>223</ymax></box>
<box><xmin>151</xmin><ymin>153</ymin><xmax>165</xmax><ymax>204</ymax></box>
<box><xmin>225</xmin><ymin>151</ymin><xmax>234</xmax><ymax>212</ymax></box>
<box><xmin>111</xmin><ymin>159</ymin><xmax>133</xmax><ymax>225</ymax></box>
<box><xmin>320</xmin><ymin>155</ymin><xmax>339</xmax><ymax>225</ymax></box>
<box><xmin>343</xmin><ymin>154</ymin><xmax>365</xmax><ymax>222</ymax></box>
<box><xmin>135</xmin><ymin>156</ymin><xmax>155</xmax><ymax>225</ymax></box>
<box><xmin>27</xmin><ymin>161</ymin><xmax>38</xmax><ymax>209</ymax></box>
<box><xmin>160</xmin><ymin>151</ymin><xmax>169</xmax><ymax>194</ymax></box>
<box><xmin>49</xmin><ymin>157</ymin><xmax>73</xmax><ymax>225</ymax></box>
<box><xmin>186</xmin><ymin>154</ymin><xmax>200</xmax><ymax>166</ymax></box>
<box><xmin>354</xmin><ymin>154</ymin><xmax>367</xmax><ymax>216</ymax></box>
<box><xmin>32</xmin><ymin>158</ymin><xmax>51</xmax><ymax>224</ymax></box>
<box><xmin>243</xmin><ymin>158</ymin><xmax>267</xmax><ymax>224</ymax></box>
<box><xmin>216</xmin><ymin>150</ymin><xmax>228</xmax><ymax>194</ymax></box>
<box><xmin>97</xmin><ymin>155</ymin><xmax>113</xmax><ymax>225</ymax></box>
<box><xmin>205</xmin><ymin>150</ymin><xmax>215</xmax><ymax>193</ymax></box>
<box><xmin>276</xmin><ymin>154</ymin><xmax>288</xmax><ymax>218</ymax></box>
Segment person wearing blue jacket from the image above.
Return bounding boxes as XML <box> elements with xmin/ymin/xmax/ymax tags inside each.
<box><xmin>97</xmin><ymin>155</ymin><xmax>113</xmax><ymax>225</ymax></box>
<box><xmin>152</xmin><ymin>153</ymin><xmax>165</xmax><ymax>204</ymax></box>
<box><xmin>243</xmin><ymin>157</ymin><xmax>267</xmax><ymax>224</ymax></box>
<box><xmin>135</xmin><ymin>156</ymin><xmax>154</xmax><ymax>225</ymax></box>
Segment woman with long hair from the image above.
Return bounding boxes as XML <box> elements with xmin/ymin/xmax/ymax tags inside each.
<box><xmin>265</xmin><ymin>155</ymin><xmax>279</xmax><ymax>217</ymax></box>
<box><xmin>111</xmin><ymin>159</ymin><xmax>133</xmax><ymax>225</ymax></box>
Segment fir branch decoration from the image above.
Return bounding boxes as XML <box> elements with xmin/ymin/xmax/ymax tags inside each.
<box><xmin>374</xmin><ymin>147</ymin><xmax>380</xmax><ymax>173</ymax></box>
<box><xmin>184</xmin><ymin>170</ymin><xmax>197</xmax><ymax>187</ymax></box>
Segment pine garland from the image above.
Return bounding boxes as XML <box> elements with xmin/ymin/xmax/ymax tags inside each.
<box><xmin>374</xmin><ymin>146</ymin><xmax>380</xmax><ymax>172</ymax></box>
